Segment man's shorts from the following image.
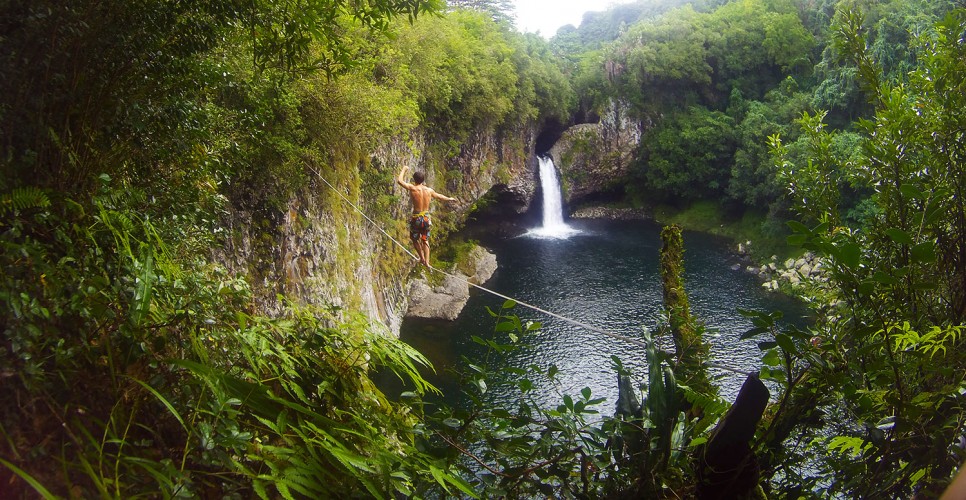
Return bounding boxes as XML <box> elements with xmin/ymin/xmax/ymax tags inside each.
<box><xmin>409</xmin><ymin>212</ymin><xmax>431</xmax><ymax>243</ymax></box>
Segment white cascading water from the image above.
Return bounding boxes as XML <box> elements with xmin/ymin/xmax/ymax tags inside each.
<box><xmin>528</xmin><ymin>156</ymin><xmax>578</xmax><ymax>238</ymax></box>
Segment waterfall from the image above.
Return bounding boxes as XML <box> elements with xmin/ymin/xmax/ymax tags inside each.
<box><xmin>528</xmin><ymin>156</ymin><xmax>578</xmax><ymax>238</ymax></box>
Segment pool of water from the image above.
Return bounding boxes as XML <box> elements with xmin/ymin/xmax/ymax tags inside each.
<box><xmin>393</xmin><ymin>218</ymin><xmax>809</xmax><ymax>412</ymax></box>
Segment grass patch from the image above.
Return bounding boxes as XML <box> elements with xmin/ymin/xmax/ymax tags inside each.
<box><xmin>654</xmin><ymin>201</ymin><xmax>801</xmax><ymax>261</ymax></box>
<box><xmin>435</xmin><ymin>237</ymin><xmax>480</xmax><ymax>277</ymax></box>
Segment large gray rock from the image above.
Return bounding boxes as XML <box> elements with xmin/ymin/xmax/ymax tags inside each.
<box><xmin>405</xmin><ymin>245</ymin><xmax>498</xmax><ymax>320</ymax></box>
<box><xmin>406</xmin><ymin>274</ymin><xmax>471</xmax><ymax>321</ymax></box>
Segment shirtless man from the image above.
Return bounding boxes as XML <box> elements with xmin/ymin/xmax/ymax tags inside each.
<box><xmin>396</xmin><ymin>165</ymin><xmax>459</xmax><ymax>266</ymax></box>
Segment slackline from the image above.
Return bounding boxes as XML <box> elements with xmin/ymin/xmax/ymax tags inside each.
<box><xmin>311</xmin><ymin>167</ymin><xmax>753</xmax><ymax>377</ymax></box>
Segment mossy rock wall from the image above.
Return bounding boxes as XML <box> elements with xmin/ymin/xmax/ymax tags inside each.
<box><xmin>218</xmin><ymin>125</ymin><xmax>537</xmax><ymax>335</ymax></box>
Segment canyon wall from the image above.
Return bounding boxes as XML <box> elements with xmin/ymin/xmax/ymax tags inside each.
<box><xmin>217</xmin><ymin>126</ymin><xmax>539</xmax><ymax>334</ymax></box>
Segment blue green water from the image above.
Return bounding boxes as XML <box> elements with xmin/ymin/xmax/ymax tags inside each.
<box><xmin>396</xmin><ymin>218</ymin><xmax>808</xmax><ymax>411</ymax></box>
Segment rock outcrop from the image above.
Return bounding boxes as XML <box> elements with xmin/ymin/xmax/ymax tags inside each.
<box><xmin>406</xmin><ymin>274</ymin><xmax>471</xmax><ymax>321</ymax></box>
<box><xmin>570</xmin><ymin>206</ymin><xmax>649</xmax><ymax>220</ymax></box>
<box><xmin>405</xmin><ymin>245</ymin><xmax>498</xmax><ymax>320</ymax></box>
<box><xmin>465</xmin><ymin>245</ymin><xmax>498</xmax><ymax>284</ymax></box>
<box><xmin>548</xmin><ymin>99</ymin><xmax>642</xmax><ymax>204</ymax></box>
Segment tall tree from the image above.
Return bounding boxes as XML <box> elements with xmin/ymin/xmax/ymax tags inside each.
<box><xmin>448</xmin><ymin>0</ymin><xmax>515</xmax><ymax>25</ymax></box>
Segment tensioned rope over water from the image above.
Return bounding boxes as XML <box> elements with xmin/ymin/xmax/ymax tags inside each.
<box><xmin>310</xmin><ymin>167</ymin><xmax>753</xmax><ymax>377</ymax></box>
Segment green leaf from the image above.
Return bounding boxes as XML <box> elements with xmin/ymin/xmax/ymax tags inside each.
<box><xmin>786</xmin><ymin>220</ymin><xmax>811</xmax><ymax>234</ymax></box>
<box><xmin>130</xmin><ymin>245</ymin><xmax>155</xmax><ymax>326</ymax></box>
<box><xmin>872</xmin><ymin>271</ymin><xmax>899</xmax><ymax>285</ymax></box>
<box><xmin>762</xmin><ymin>349</ymin><xmax>781</xmax><ymax>366</ymax></box>
<box><xmin>924</xmin><ymin>203</ymin><xmax>945</xmax><ymax>226</ymax></box>
<box><xmin>430</xmin><ymin>465</ymin><xmax>479</xmax><ymax>498</ymax></box>
<box><xmin>443</xmin><ymin>471</ymin><xmax>480</xmax><ymax>498</ymax></box>
<box><xmin>911</xmin><ymin>242</ymin><xmax>936</xmax><ymax>263</ymax></box>
<box><xmin>759</xmin><ymin>366</ymin><xmax>783</xmax><ymax>382</ymax></box>
<box><xmin>758</xmin><ymin>341</ymin><xmax>778</xmax><ymax>350</ymax></box>
<box><xmin>495</xmin><ymin>321</ymin><xmax>515</xmax><ymax>333</ymax></box>
<box><xmin>910</xmin><ymin>468</ymin><xmax>927</xmax><ymax>485</ymax></box>
<box><xmin>837</xmin><ymin>242</ymin><xmax>862</xmax><ymax>269</ymax></box>
<box><xmin>129</xmin><ymin>377</ymin><xmax>187</xmax><ymax>433</ymax></box>
<box><xmin>741</xmin><ymin>326</ymin><xmax>770</xmax><ymax>340</ymax></box>
<box><xmin>563</xmin><ymin>394</ymin><xmax>574</xmax><ymax>410</ymax></box>
<box><xmin>827</xmin><ymin>435</ymin><xmax>867</xmax><ymax>457</ymax></box>
<box><xmin>0</xmin><ymin>458</ymin><xmax>58</xmax><ymax>499</ymax></box>
<box><xmin>502</xmin><ymin>299</ymin><xmax>517</xmax><ymax>310</ymax></box>
<box><xmin>442</xmin><ymin>418</ymin><xmax>462</xmax><ymax>428</ymax></box>
<box><xmin>775</xmin><ymin>334</ymin><xmax>796</xmax><ymax>354</ymax></box>
<box><xmin>885</xmin><ymin>228</ymin><xmax>914</xmax><ymax>245</ymax></box>
<box><xmin>899</xmin><ymin>184</ymin><xmax>924</xmax><ymax>200</ymax></box>
<box><xmin>689</xmin><ymin>436</ymin><xmax>708</xmax><ymax>447</ymax></box>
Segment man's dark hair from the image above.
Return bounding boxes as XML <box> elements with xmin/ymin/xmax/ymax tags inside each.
<box><xmin>412</xmin><ymin>171</ymin><xmax>425</xmax><ymax>185</ymax></box>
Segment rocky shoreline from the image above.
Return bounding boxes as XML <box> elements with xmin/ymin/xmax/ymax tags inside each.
<box><xmin>733</xmin><ymin>241</ymin><xmax>827</xmax><ymax>292</ymax></box>
<box><xmin>570</xmin><ymin>206</ymin><xmax>650</xmax><ymax>220</ymax></box>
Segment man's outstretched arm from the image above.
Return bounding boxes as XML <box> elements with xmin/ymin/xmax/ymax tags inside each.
<box><xmin>396</xmin><ymin>165</ymin><xmax>413</xmax><ymax>189</ymax></box>
<box><xmin>431</xmin><ymin>190</ymin><xmax>460</xmax><ymax>204</ymax></box>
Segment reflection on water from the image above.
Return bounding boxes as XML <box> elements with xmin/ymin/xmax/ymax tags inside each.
<box><xmin>395</xmin><ymin>219</ymin><xmax>809</xmax><ymax>412</ymax></box>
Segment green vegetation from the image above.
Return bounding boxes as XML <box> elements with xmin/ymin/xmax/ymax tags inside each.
<box><xmin>588</xmin><ymin>2</ymin><xmax>965</xmax><ymax>494</ymax></box>
<box><xmin>659</xmin><ymin>225</ymin><xmax>714</xmax><ymax>396</ymax></box>
<box><xmin>654</xmin><ymin>201</ymin><xmax>798</xmax><ymax>260</ymax></box>
<box><xmin>760</xmin><ymin>8</ymin><xmax>966</xmax><ymax>495</ymax></box>
<box><xmin>425</xmin><ymin>300</ymin><xmax>729</xmax><ymax>498</ymax></box>
<box><xmin>2</xmin><ymin>0</ymin><xmax>965</xmax><ymax>496</ymax></box>
<box><xmin>0</xmin><ymin>0</ymin><xmax>574</xmax><ymax>496</ymax></box>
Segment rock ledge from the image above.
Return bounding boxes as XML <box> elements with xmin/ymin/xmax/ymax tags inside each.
<box><xmin>405</xmin><ymin>246</ymin><xmax>498</xmax><ymax>320</ymax></box>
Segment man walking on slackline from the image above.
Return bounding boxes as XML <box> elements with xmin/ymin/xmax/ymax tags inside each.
<box><xmin>396</xmin><ymin>165</ymin><xmax>460</xmax><ymax>267</ymax></box>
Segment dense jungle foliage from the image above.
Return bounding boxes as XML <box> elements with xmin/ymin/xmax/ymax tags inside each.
<box><xmin>2</xmin><ymin>0</ymin><xmax>965</xmax><ymax>498</ymax></box>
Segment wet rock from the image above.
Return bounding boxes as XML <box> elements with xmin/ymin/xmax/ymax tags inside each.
<box><xmin>548</xmin><ymin>99</ymin><xmax>642</xmax><ymax>205</ymax></box>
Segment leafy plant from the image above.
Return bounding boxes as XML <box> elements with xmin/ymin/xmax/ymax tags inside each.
<box><xmin>763</xmin><ymin>7</ymin><xmax>966</xmax><ymax>496</ymax></box>
<box><xmin>423</xmin><ymin>300</ymin><xmax>729</xmax><ymax>498</ymax></box>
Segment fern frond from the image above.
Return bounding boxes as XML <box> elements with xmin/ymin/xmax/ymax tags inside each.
<box><xmin>0</xmin><ymin>187</ymin><xmax>50</xmax><ymax>216</ymax></box>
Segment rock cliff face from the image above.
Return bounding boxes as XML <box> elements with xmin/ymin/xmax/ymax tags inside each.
<box><xmin>548</xmin><ymin>99</ymin><xmax>642</xmax><ymax>206</ymax></box>
<box><xmin>219</xmin><ymin>125</ymin><xmax>537</xmax><ymax>335</ymax></box>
